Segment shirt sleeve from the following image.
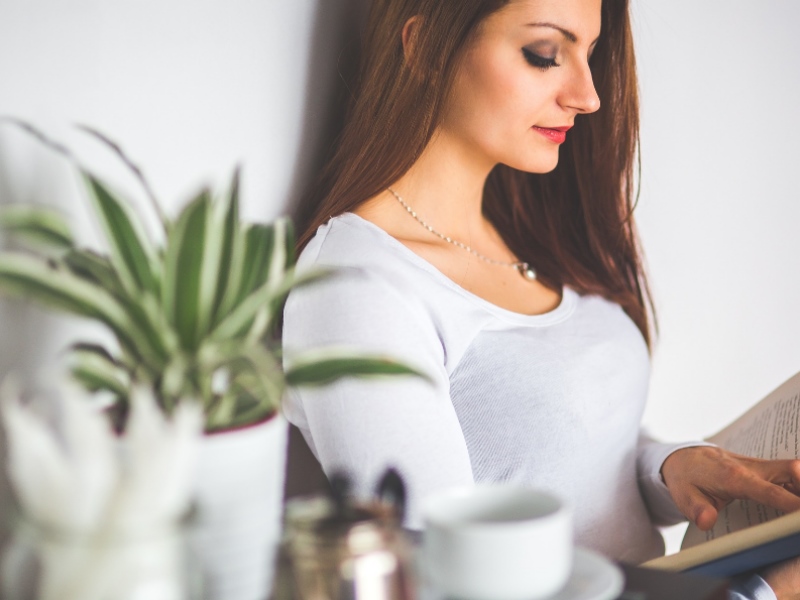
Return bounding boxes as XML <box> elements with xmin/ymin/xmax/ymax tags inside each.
<box><xmin>728</xmin><ymin>575</ymin><xmax>777</xmax><ymax>600</ymax></box>
<box><xmin>637</xmin><ymin>431</ymin><xmax>716</xmax><ymax>525</ymax></box>
<box><xmin>282</xmin><ymin>265</ymin><xmax>474</xmax><ymax>529</ymax></box>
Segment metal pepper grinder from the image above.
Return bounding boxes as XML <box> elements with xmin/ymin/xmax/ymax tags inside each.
<box><xmin>282</xmin><ymin>468</ymin><xmax>416</xmax><ymax>600</ymax></box>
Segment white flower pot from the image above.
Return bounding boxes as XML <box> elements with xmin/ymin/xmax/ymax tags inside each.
<box><xmin>190</xmin><ymin>414</ymin><xmax>289</xmax><ymax>600</ymax></box>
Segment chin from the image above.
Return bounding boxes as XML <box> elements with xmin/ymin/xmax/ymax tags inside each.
<box><xmin>508</xmin><ymin>156</ymin><xmax>560</xmax><ymax>175</ymax></box>
<box><xmin>502</xmin><ymin>143</ymin><xmax>560</xmax><ymax>174</ymax></box>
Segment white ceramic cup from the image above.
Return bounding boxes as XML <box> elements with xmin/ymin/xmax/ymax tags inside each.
<box><xmin>421</xmin><ymin>485</ymin><xmax>573</xmax><ymax>600</ymax></box>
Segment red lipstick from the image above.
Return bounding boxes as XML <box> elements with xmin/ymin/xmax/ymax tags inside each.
<box><xmin>532</xmin><ymin>125</ymin><xmax>572</xmax><ymax>144</ymax></box>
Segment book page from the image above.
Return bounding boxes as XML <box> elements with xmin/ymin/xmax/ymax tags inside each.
<box><xmin>682</xmin><ymin>371</ymin><xmax>800</xmax><ymax>549</ymax></box>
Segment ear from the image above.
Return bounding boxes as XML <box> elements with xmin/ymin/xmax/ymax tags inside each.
<box><xmin>401</xmin><ymin>16</ymin><xmax>422</xmax><ymax>66</ymax></box>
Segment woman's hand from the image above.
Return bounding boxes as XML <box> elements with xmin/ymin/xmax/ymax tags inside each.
<box><xmin>660</xmin><ymin>446</ymin><xmax>800</xmax><ymax>531</ymax></box>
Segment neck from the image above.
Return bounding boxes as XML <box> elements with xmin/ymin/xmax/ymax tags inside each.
<box><xmin>388</xmin><ymin>129</ymin><xmax>496</xmax><ymax>242</ymax></box>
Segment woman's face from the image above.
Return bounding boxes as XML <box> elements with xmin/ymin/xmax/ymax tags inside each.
<box><xmin>439</xmin><ymin>0</ymin><xmax>602</xmax><ymax>174</ymax></box>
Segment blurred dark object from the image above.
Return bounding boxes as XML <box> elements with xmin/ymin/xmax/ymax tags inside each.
<box><xmin>616</xmin><ymin>563</ymin><xmax>728</xmax><ymax>600</ymax></box>
<box><xmin>328</xmin><ymin>471</ymin><xmax>352</xmax><ymax>521</ymax></box>
<box><xmin>280</xmin><ymin>468</ymin><xmax>415</xmax><ymax>600</ymax></box>
<box><xmin>375</xmin><ymin>468</ymin><xmax>406</xmax><ymax>524</ymax></box>
<box><xmin>285</xmin><ymin>424</ymin><xmax>332</xmax><ymax>500</ymax></box>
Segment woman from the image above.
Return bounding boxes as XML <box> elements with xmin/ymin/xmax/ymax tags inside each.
<box><xmin>283</xmin><ymin>0</ymin><xmax>800</xmax><ymax>596</ymax></box>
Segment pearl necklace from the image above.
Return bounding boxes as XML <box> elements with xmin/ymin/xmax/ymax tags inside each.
<box><xmin>388</xmin><ymin>188</ymin><xmax>537</xmax><ymax>281</ymax></box>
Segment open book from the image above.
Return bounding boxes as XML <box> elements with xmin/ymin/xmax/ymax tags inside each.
<box><xmin>643</xmin><ymin>370</ymin><xmax>800</xmax><ymax>577</ymax></box>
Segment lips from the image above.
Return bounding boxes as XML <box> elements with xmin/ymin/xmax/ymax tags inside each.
<box><xmin>532</xmin><ymin>125</ymin><xmax>572</xmax><ymax>144</ymax></box>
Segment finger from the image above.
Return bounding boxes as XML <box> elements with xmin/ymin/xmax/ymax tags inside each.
<box><xmin>784</xmin><ymin>482</ymin><xmax>800</xmax><ymax>497</ymax></box>
<box><xmin>782</xmin><ymin>460</ymin><xmax>800</xmax><ymax>488</ymax></box>
<box><xmin>736</xmin><ymin>475</ymin><xmax>800</xmax><ymax>514</ymax></box>
<box><xmin>745</xmin><ymin>458</ymin><xmax>800</xmax><ymax>488</ymax></box>
<box><xmin>678</xmin><ymin>487</ymin><xmax>720</xmax><ymax>531</ymax></box>
<box><xmin>694</xmin><ymin>504</ymin><xmax>719</xmax><ymax>531</ymax></box>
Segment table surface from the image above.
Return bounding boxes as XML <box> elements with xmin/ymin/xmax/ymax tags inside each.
<box><xmin>272</xmin><ymin>547</ymin><xmax>730</xmax><ymax>600</ymax></box>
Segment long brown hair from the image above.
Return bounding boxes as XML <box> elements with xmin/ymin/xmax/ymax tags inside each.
<box><xmin>297</xmin><ymin>0</ymin><xmax>656</xmax><ymax>348</ymax></box>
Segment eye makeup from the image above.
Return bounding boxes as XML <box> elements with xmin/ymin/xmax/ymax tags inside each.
<box><xmin>522</xmin><ymin>46</ymin><xmax>560</xmax><ymax>71</ymax></box>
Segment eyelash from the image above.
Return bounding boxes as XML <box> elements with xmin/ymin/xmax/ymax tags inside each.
<box><xmin>522</xmin><ymin>48</ymin><xmax>560</xmax><ymax>71</ymax></box>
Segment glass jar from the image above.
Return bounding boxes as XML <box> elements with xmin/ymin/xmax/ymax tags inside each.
<box><xmin>282</xmin><ymin>496</ymin><xmax>416</xmax><ymax>600</ymax></box>
<box><xmin>0</xmin><ymin>512</ymin><xmax>202</xmax><ymax>600</ymax></box>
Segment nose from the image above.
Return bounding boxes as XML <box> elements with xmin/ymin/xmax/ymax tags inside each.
<box><xmin>561</xmin><ymin>61</ymin><xmax>601</xmax><ymax>114</ymax></box>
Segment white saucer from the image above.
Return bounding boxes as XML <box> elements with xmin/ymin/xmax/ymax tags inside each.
<box><xmin>418</xmin><ymin>546</ymin><xmax>624</xmax><ymax>600</ymax></box>
<box><xmin>547</xmin><ymin>547</ymin><xmax>624</xmax><ymax>600</ymax></box>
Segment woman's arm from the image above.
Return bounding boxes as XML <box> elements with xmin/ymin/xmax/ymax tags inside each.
<box><xmin>282</xmin><ymin>266</ymin><xmax>474</xmax><ymax>528</ymax></box>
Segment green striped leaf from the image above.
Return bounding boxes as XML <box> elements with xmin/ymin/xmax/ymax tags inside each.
<box><xmin>209</xmin><ymin>266</ymin><xmax>330</xmax><ymax>342</ymax></box>
<box><xmin>0</xmin><ymin>254</ymin><xmax>127</xmax><ymax>324</ymax></box>
<box><xmin>243</xmin><ymin>343</ymin><xmax>283</xmax><ymax>402</ymax></box>
<box><xmin>82</xmin><ymin>172</ymin><xmax>160</xmax><ymax>296</ymax></box>
<box><xmin>159</xmin><ymin>354</ymin><xmax>188</xmax><ymax>410</ymax></box>
<box><xmin>208</xmin><ymin>383</ymin><xmax>274</xmax><ymax>430</ymax></box>
<box><xmin>213</xmin><ymin>214</ymin><xmax>291</xmax><ymax>326</ymax></box>
<box><xmin>284</xmin><ymin>348</ymin><xmax>431</xmax><ymax>387</ymax></box>
<box><xmin>245</xmin><ymin>306</ymin><xmax>270</xmax><ymax>343</ymax></box>
<box><xmin>282</xmin><ymin>218</ymin><xmax>296</xmax><ymax>272</ymax></box>
<box><xmin>68</xmin><ymin>343</ymin><xmax>130</xmax><ymax>397</ymax></box>
<box><xmin>121</xmin><ymin>291</ymin><xmax>175</xmax><ymax>367</ymax></box>
<box><xmin>0</xmin><ymin>254</ymin><xmax>164</xmax><ymax>370</ymax></box>
<box><xmin>209</xmin><ymin>224</ymin><xmax>273</xmax><ymax>338</ymax></box>
<box><xmin>0</xmin><ymin>205</ymin><xmax>74</xmax><ymax>250</ymax></box>
<box><xmin>240</xmin><ymin>224</ymin><xmax>274</xmax><ymax>297</ymax></box>
<box><xmin>66</xmin><ymin>249</ymin><xmax>172</xmax><ymax>368</ymax></box>
<box><xmin>265</xmin><ymin>217</ymin><xmax>291</xmax><ymax>289</ymax></box>
<box><xmin>210</xmin><ymin>169</ymin><xmax>240</xmax><ymax>325</ymax></box>
<box><xmin>195</xmin><ymin>188</ymin><xmax>235</xmax><ymax>341</ymax></box>
<box><xmin>213</xmin><ymin>222</ymin><xmax>246</xmax><ymax>321</ymax></box>
<box><xmin>205</xmin><ymin>390</ymin><xmax>238</xmax><ymax>430</ymax></box>
<box><xmin>70</xmin><ymin>342</ymin><xmax>117</xmax><ymax>363</ymax></box>
<box><xmin>63</xmin><ymin>249</ymin><xmax>123</xmax><ymax>296</ymax></box>
<box><xmin>206</xmin><ymin>346</ymin><xmax>282</xmax><ymax>430</ymax></box>
<box><xmin>162</xmin><ymin>189</ymin><xmax>211</xmax><ymax>350</ymax></box>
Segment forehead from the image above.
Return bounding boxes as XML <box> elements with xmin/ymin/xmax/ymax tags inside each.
<box><xmin>484</xmin><ymin>0</ymin><xmax>603</xmax><ymax>41</ymax></box>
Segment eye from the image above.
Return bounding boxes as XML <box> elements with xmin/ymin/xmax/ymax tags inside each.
<box><xmin>522</xmin><ymin>47</ymin><xmax>560</xmax><ymax>71</ymax></box>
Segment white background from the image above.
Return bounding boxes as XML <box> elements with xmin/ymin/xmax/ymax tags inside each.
<box><xmin>0</xmin><ymin>0</ymin><xmax>798</xmax><ymax>553</ymax></box>
<box><xmin>634</xmin><ymin>0</ymin><xmax>800</xmax><ymax>550</ymax></box>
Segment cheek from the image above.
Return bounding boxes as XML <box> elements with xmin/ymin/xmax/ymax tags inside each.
<box><xmin>452</xmin><ymin>52</ymin><xmax>542</xmax><ymax>135</ymax></box>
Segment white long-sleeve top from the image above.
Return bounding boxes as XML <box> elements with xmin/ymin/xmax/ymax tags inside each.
<box><xmin>281</xmin><ymin>213</ymin><xmax>775</xmax><ymax>594</ymax></box>
<box><xmin>283</xmin><ymin>212</ymin><xmax>685</xmax><ymax>559</ymax></box>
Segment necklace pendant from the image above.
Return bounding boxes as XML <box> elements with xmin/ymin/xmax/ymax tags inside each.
<box><xmin>518</xmin><ymin>263</ymin><xmax>537</xmax><ymax>281</ymax></box>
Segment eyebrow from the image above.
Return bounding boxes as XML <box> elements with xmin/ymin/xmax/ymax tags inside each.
<box><xmin>525</xmin><ymin>22</ymin><xmax>600</xmax><ymax>45</ymax></box>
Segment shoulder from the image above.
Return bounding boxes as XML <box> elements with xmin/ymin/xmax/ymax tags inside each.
<box><xmin>295</xmin><ymin>213</ymin><xmax>418</xmax><ymax>306</ymax></box>
<box><xmin>285</xmin><ymin>214</ymin><xmax>445</xmax><ymax>351</ymax></box>
<box><xmin>294</xmin><ymin>213</ymin><xmax>454</xmax><ymax>319</ymax></box>
<box><xmin>298</xmin><ymin>213</ymin><xmax>401</xmax><ymax>271</ymax></box>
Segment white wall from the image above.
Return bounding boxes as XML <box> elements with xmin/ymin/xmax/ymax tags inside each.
<box><xmin>0</xmin><ymin>0</ymin><xmax>364</xmax><ymax>378</ymax></box>
<box><xmin>0</xmin><ymin>0</ymin><xmax>367</xmax><ymax>537</ymax></box>
<box><xmin>632</xmin><ymin>0</ymin><xmax>800</xmax><ymax>551</ymax></box>
<box><xmin>633</xmin><ymin>0</ymin><xmax>800</xmax><ymax>445</ymax></box>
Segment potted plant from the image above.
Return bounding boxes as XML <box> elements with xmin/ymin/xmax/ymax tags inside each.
<box><xmin>0</xmin><ymin>120</ymin><xmax>424</xmax><ymax>599</ymax></box>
